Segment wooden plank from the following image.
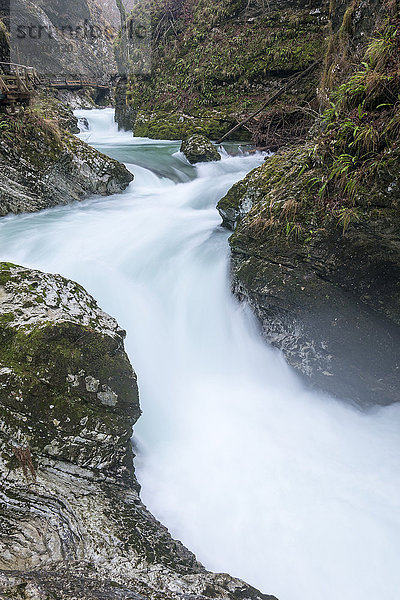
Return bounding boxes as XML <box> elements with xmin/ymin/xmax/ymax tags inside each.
<box><xmin>0</xmin><ymin>75</ymin><xmax>11</xmax><ymax>94</ymax></box>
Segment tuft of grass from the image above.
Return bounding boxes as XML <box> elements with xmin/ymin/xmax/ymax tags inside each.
<box><xmin>227</xmin><ymin>5</ymin><xmax>400</xmax><ymax>243</ymax></box>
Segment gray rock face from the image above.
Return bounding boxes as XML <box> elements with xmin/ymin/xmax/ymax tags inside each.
<box><xmin>181</xmin><ymin>135</ymin><xmax>221</xmax><ymax>164</ymax></box>
<box><xmin>0</xmin><ymin>262</ymin><xmax>278</xmax><ymax>600</ymax></box>
<box><xmin>8</xmin><ymin>0</ymin><xmax>117</xmax><ymax>78</ymax></box>
<box><xmin>217</xmin><ymin>143</ymin><xmax>400</xmax><ymax>406</ymax></box>
<box><xmin>0</xmin><ymin>122</ymin><xmax>133</xmax><ymax>216</ymax></box>
<box><xmin>114</xmin><ymin>78</ymin><xmax>138</xmax><ymax>131</ymax></box>
<box><xmin>217</xmin><ymin>178</ymin><xmax>258</xmax><ymax>230</ymax></box>
<box><xmin>229</xmin><ymin>227</ymin><xmax>400</xmax><ymax>406</ymax></box>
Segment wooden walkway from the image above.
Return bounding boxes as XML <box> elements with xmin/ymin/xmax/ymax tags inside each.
<box><xmin>0</xmin><ymin>62</ymin><xmax>39</xmax><ymax>108</ymax></box>
<box><xmin>0</xmin><ymin>63</ymin><xmax>110</xmax><ymax>108</ymax></box>
<box><xmin>48</xmin><ymin>79</ymin><xmax>110</xmax><ymax>91</ymax></box>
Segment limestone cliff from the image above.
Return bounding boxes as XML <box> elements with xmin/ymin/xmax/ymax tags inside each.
<box><xmin>217</xmin><ymin>0</ymin><xmax>400</xmax><ymax>406</ymax></box>
<box><xmin>4</xmin><ymin>0</ymin><xmax>117</xmax><ymax>78</ymax></box>
<box><xmin>0</xmin><ymin>13</ymin><xmax>132</xmax><ymax>217</ymax></box>
<box><xmin>0</xmin><ymin>262</ymin><xmax>278</xmax><ymax>600</ymax></box>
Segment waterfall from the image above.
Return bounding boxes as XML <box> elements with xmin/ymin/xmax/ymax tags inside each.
<box><xmin>0</xmin><ymin>109</ymin><xmax>399</xmax><ymax>600</ymax></box>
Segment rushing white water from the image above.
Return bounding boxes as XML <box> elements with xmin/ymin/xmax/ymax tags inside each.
<box><xmin>1</xmin><ymin>108</ymin><xmax>399</xmax><ymax>600</ymax></box>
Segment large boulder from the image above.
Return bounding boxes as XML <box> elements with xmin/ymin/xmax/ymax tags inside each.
<box><xmin>0</xmin><ymin>262</ymin><xmax>278</xmax><ymax>600</ymax></box>
<box><xmin>181</xmin><ymin>134</ymin><xmax>221</xmax><ymax>164</ymax></box>
<box><xmin>0</xmin><ymin>114</ymin><xmax>133</xmax><ymax>216</ymax></box>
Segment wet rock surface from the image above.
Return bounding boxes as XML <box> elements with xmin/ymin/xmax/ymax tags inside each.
<box><xmin>228</xmin><ymin>220</ymin><xmax>400</xmax><ymax>406</ymax></box>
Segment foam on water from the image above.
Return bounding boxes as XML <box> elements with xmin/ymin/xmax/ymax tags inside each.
<box><xmin>0</xmin><ymin>109</ymin><xmax>399</xmax><ymax>600</ymax></box>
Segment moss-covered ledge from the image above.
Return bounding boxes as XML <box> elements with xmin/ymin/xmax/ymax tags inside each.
<box><xmin>115</xmin><ymin>0</ymin><xmax>328</xmax><ymax>140</ymax></box>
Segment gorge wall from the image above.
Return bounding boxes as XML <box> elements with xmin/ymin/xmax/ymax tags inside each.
<box><xmin>217</xmin><ymin>0</ymin><xmax>400</xmax><ymax>405</ymax></box>
<box><xmin>2</xmin><ymin>0</ymin><xmax>117</xmax><ymax>77</ymax></box>
<box><xmin>114</xmin><ymin>0</ymin><xmax>329</xmax><ymax>139</ymax></box>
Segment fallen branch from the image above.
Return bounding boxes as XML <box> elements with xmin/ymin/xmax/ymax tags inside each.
<box><xmin>216</xmin><ymin>60</ymin><xmax>322</xmax><ymax>144</ymax></box>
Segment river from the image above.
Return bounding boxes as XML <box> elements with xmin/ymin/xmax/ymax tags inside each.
<box><xmin>0</xmin><ymin>108</ymin><xmax>399</xmax><ymax>600</ymax></box>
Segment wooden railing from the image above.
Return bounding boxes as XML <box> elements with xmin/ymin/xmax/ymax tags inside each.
<box><xmin>0</xmin><ymin>63</ymin><xmax>110</xmax><ymax>107</ymax></box>
<box><xmin>48</xmin><ymin>78</ymin><xmax>110</xmax><ymax>90</ymax></box>
<box><xmin>0</xmin><ymin>62</ymin><xmax>39</xmax><ymax>106</ymax></box>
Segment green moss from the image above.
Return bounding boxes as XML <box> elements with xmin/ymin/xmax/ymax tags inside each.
<box><xmin>224</xmin><ymin>145</ymin><xmax>326</xmax><ymax>242</ymax></box>
<box><xmin>134</xmin><ymin>109</ymin><xmax>243</xmax><ymax>140</ymax></box>
<box><xmin>0</xmin><ymin>17</ymin><xmax>9</xmax><ymax>61</ymax></box>
<box><xmin>0</xmin><ymin>314</ymin><xmax>14</xmax><ymax>324</ymax></box>
<box><xmin>116</xmin><ymin>1</ymin><xmax>327</xmax><ymax>138</ymax></box>
<box><xmin>223</xmin><ymin>8</ymin><xmax>400</xmax><ymax>242</ymax></box>
<box><xmin>31</xmin><ymin>93</ymin><xmax>79</xmax><ymax>133</ymax></box>
<box><xmin>0</xmin><ymin>263</ymin><xmax>15</xmax><ymax>286</ymax></box>
<box><xmin>0</xmin><ymin>110</ymin><xmax>65</xmax><ymax>170</ymax></box>
<box><xmin>0</xmin><ymin>318</ymin><xmax>138</xmax><ymax>473</ymax></box>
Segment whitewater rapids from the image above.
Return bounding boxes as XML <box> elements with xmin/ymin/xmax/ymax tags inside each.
<box><xmin>0</xmin><ymin>108</ymin><xmax>399</xmax><ymax>600</ymax></box>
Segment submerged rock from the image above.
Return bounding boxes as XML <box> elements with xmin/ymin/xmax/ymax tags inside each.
<box><xmin>181</xmin><ymin>134</ymin><xmax>221</xmax><ymax>164</ymax></box>
<box><xmin>0</xmin><ymin>262</ymin><xmax>278</xmax><ymax>600</ymax></box>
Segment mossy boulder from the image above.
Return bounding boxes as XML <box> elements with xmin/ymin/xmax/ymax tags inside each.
<box><xmin>181</xmin><ymin>134</ymin><xmax>221</xmax><ymax>164</ymax></box>
<box><xmin>0</xmin><ymin>111</ymin><xmax>133</xmax><ymax>216</ymax></box>
<box><xmin>219</xmin><ymin>145</ymin><xmax>400</xmax><ymax>406</ymax></box>
<box><xmin>0</xmin><ymin>263</ymin><xmax>140</xmax><ymax>484</ymax></box>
